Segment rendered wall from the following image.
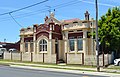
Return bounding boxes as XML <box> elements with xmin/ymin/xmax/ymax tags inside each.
<box><xmin>67</xmin><ymin>53</ymin><xmax>83</xmax><ymax>64</ymax></box>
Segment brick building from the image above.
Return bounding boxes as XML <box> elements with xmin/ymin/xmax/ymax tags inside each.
<box><xmin>20</xmin><ymin>11</ymin><xmax>96</xmax><ymax>64</ymax></box>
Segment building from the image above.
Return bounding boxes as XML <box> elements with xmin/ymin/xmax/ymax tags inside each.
<box><xmin>0</xmin><ymin>42</ymin><xmax>20</xmax><ymax>51</ymax></box>
<box><xmin>20</xmin><ymin>11</ymin><xmax>97</xmax><ymax>64</ymax></box>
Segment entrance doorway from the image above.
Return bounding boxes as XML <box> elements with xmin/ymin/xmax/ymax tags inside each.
<box><xmin>55</xmin><ymin>41</ymin><xmax>59</xmax><ymax>61</ymax></box>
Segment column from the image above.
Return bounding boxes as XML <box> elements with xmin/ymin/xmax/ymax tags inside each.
<box><xmin>49</xmin><ymin>24</ymin><xmax>52</xmax><ymax>54</ymax></box>
<box><xmin>28</xmin><ymin>42</ymin><xmax>30</xmax><ymax>53</ymax></box>
<box><xmin>83</xmin><ymin>30</ymin><xmax>87</xmax><ymax>55</ymax></box>
<box><xmin>64</xmin><ymin>31</ymin><xmax>68</xmax><ymax>53</ymax></box>
<box><xmin>20</xmin><ymin>36</ymin><xmax>25</xmax><ymax>52</ymax></box>
<box><xmin>49</xmin><ymin>31</ymin><xmax>52</xmax><ymax>54</ymax></box>
<box><xmin>75</xmin><ymin>39</ymin><xmax>77</xmax><ymax>53</ymax></box>
<box><xmin>49</xmin><ymin>24</ymin><xmax>53</xmax><ymax>63</ymax></box>
<box><xmin>33</xmin><ymin>25</ymin><xmax>36</xmax><ymax>53</ymax></box>
<box><xmin>33</xmin><ymin>33</ymin><xmax>36</xmax><ymax>53</ymax></box>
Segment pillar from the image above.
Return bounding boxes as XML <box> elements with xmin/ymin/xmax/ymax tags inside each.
<box><xmin>49</xmin><ymin>24</ymin><xmax>52</xmax><ymax>54</ymax></box>
<box><xmin>33</xmin><ymin>25</ymin><xmax>36</xmax><ymax>53</ymax></box>
<box><xmin>75</xmin><ymin>39</ymin><xmax>77</xmax><ymax>53</ymax></box>
<box><xmin>28</xmin><ymin>42</ymin><xmax>30</xmax><ymax>53</ymax></box>
<box><xmin>83</xmin><ymin>30</ymin><xmax>87</xmax><ymax>56</ymax></box>
<box><xmin>64</xmin><ymin>31</ymin><xmax>68</xmax><ymax>53</ymax></box>
<box><xmin>20</xmin><ymin>36</ymin><xmax>25</xmax><ymax>52</ymax></box>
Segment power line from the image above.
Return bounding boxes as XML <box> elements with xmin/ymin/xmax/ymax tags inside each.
<box><xmin>1</xmin><ymin>0</ymin><xmax>117</xmax><ymax>23</ymax></box>
<box><xmin>0</xmin><ymin>0</ymin><xmax>48</xmax><ymax>16</ymax></box>
<box><xmin>9</xmin><ymin>13</ymin><xmax>23</xmax><ymax>27</ymax></box>
<box><xmin>0</xmin><ymin>0</ymin><xmax>79</xmax><ymax>22</ymax></box>
<box><xmin>0</xmin><ymin>0</ymin><xmax>118</xmax><ymax>22</ymax></box>
<box><xmin>0</xmin><ymin>9</ymin><xmax>48</xmax><ymax>22</ymax></box>
<box><xmin>53</xmin><ymin>0</ymin><xmax>79</xmax><ymax>9</ymax></box>
<box><xmin>78</xmin><ymin>0</ymin><xmax>115</xmax><ymax>7</ymax></box>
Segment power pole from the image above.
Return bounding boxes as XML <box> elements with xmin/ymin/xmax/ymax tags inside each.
<box><xmin>95</xmin><ymin>0</ymin><xmax>100</xmax><ymax>72</ymax></box>
<box><xmin>92</xmin><ymin>18</ymin><xmax>94</xmax><ymax>55</ymax></box>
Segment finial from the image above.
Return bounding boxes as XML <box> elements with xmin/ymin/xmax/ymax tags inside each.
<box><xmin>50</xmin><ymin>12</ymin><xmax>54</xmax><ymax>17</ymax></box>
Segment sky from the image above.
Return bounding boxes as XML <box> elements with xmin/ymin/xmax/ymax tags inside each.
<box><xmin>0</xmin><ymin>0</ymin><xmax>119</xmax><ymax>43</ymax></box>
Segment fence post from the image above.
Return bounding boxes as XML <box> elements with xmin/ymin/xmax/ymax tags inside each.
<box><xmin>11</xmin><ymin>52</ymin><xmax>12</xmax><ymax>60</ymax></box>
<box><xmin>66</xmin><ymin>53</ymin><xmax>67</xmax><ymax>64</ymax></box>
<box><xmin>20</xmin><ymin>52</ymin><xmax>22</xmax><ymax>61</ymax></box>
<box><xmin>2</xmin><ymin>52</ymin><xmax>4</xmax><ymax>59</ymax></box>
<box><xmin>31</xmin><ymin>52</ymin><xmax>33</xmax><ymax>62</ymax></box>
<box><xmin>82</xmin><ymin>53</ymin><xmax>84</xmax><ymax>65</ymax></box>
<box><xmin>103</xmin><ymin>52</ymin><xmax>104</xmax><ymax>67</ymax></box>
<box><xmin>108</xmin><ymin>54</ymin><xmax>109</xmax><ymax>65</ymax></box>
<box><xmin>56</xmin><ymin>53</ymin><xmax>58</xmax><ymax>64</ymax></box>
<box><xmin>43</xmin><ymin>53</ymin><xmax>44</xmax><ymax>63</ymax></box>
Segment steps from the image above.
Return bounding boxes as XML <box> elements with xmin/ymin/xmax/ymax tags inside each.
<box><xmin>57</xmin><ymin>59</ymin><xmax>65</xmax><ymax>63</ymax></box>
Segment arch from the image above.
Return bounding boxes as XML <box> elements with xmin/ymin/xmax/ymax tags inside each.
<box><xmin>37</xmin><ymin>35</ymin><xmax>48</xmax><ymax>53</ymax></box>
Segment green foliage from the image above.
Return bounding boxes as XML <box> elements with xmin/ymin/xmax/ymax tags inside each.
<box><xmin>98</xmin><ymin>7</ymin><xmax>120</xmax><ymax>53</ymax></box>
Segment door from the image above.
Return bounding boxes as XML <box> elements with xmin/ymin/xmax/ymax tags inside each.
<box><xmin>55</xmin><ymin>40</ymin><xmax>59</xmax><ymax>62</ymax></box>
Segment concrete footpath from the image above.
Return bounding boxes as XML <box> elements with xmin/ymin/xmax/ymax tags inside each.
<box><xmin>0</xmin><ymin>61</ymin><xmax>120</xmax><ymax>77</ymax></box>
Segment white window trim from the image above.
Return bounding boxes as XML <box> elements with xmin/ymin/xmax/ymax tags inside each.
<box><xmin>69</xmin><ymin>37</ymin><xmax>75</xmax><ymax>52</ymax></box>
<box><xmin>39</xmin><ymin>39</ymin><xmax>47</xmax><ymax>52</ymax></box>
<box><xmin>25</xmin><ymin>42</ymin><xmax>28</xmax><ymax>52</ymax></box>
<box><xmin>77</xmin><ymin>36</ymin><xmax>83</xmax><ymax>52</ymax></box>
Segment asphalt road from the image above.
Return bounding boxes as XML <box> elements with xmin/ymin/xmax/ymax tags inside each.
<box><xmin>0</xmin><ymin>65</ymin><xmax>108</xmax><ymax>77</ymax></box>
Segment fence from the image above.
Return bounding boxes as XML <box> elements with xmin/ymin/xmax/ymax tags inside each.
<box><xmin>3</xmin><ymin>52</ymin><xmax>112</xmax><ymax>66</ymax></box>
<box><xmin>66</xmin><ymin>53</ymin><xmax>84</xmax><ymax>64</ymax></box>
<box><xmin>3</xmin><ymin>52</ymin><xmax>56</xmax><ymax>63</ymax></box>
<box><xmin>84</xmin><ymin>54</ymin><xmax>112</xmax><ymax>66</ymax></box>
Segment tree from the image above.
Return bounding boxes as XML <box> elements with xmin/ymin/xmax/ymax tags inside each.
<box><xmin>98</xmin><ymin>7</ymin><xmax>120</xmax><ymax>55</ymax></box>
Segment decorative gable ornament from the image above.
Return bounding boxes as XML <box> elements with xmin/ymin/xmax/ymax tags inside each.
<box><xmin>45</xmin><ymin>12</ymin><xmax>60</xmax><ymax>25</ymax></box>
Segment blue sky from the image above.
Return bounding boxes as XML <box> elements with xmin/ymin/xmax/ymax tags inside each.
<box><xmin>0</xmin><ymin>0</ymin><xmax>119</xmax><ymax>43</ymax></box>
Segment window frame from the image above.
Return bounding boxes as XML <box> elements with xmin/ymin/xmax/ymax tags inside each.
<box><xmin>25</xmin><ymin>42</ymin><xmax>28</xmax><ymax>52</ymax></box>
<box><xmin>77</xmin><ymin>36</ymin><xmax>83</xmax><ymax>51</ymax></box>
<box><xmin>39</xmin><ymin>39</ymin><xmax>47</xmax><ymax>52</ymax></box>
<box><xmin>69</xmin><ymin>37</ymin><xmax>75</xmax><ymax>52</ymax></box>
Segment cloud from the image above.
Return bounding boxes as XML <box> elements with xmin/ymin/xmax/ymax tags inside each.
<box><xmin>79</xmin><ymin>0</ymin><xmax>115</xmax><ymax>7</ymax></box>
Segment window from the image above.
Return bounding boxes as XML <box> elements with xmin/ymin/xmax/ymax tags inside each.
<box><xmin>39</xmin><ymin>39</ymin><xmax>47</xmax><ymax>52</ymax></box>
<box><xmin>77</xmin><ymin>36</ymin><xmax>83</xmax><ymax>51</ymax></box>
<box><xmin>69</xmin><ymin>31</ymin><xmax>74</xmax><ymax>32</ymax></box>
<box><xmin>25</xmin><ymin>42</ymin><xmax>28</xmax><ymax>52</ymax></box>
<box><xmin>69</xmin><ymin>37</ymin><xmax>75</xmax><ymax>51</ymax></box>
<box><xmin>73</xmin><ymin>22</ymin><xmax>78</xmax><ymax>26</ymax></box>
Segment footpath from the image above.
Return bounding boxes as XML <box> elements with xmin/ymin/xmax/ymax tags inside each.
<box><xmin>0</xmin><ymin>60</ymin><xmax>120</xmax><ymax>77</ymax></box>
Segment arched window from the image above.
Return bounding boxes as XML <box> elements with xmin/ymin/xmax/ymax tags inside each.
<box><xmin>39</xmin><ymin>39</ymin><xmax>47</xmax><ymax>52</ymax></box>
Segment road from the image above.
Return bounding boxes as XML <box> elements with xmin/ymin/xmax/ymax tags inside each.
<box><xmin>0</xmin><ymin>65</ymin><xmax>108</xmax><ymax>77</ymax></box>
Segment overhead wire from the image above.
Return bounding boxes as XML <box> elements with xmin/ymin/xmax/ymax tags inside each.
<box><xmin>9</xmin><ymin>13</ymin><xmax>23</xmax><ymax>27</ymax></box>
<box><xmin>0</xmin><ymin>0</ymin><xmax>118</xmax><ymax>23</ymax></box>
<box><xmin>0</xmin><ymin>0</ymin><xmax>48</xmax><ymax>28</ymax></box>
<box><xmin>0</xmin><ymin>0</ymin><xmax>79</xmax><ymax>22</ymax></box>
<box><xmin>0</xmin><ymin>0</ymin><xmax>48</xmax><ymax>16</ymax></box>
<box><xmin>0</xmin><ymin>0</ymin><xmax>118</xmax><ymax>22</ymax></box>
<box><xmin>0</xmin><ymin>9</ymin><xmax>48</xmax><ymax>22</ymax></box>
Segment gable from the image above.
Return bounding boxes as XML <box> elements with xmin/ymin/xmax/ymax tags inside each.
<box><xmin>36</xmin><ymin>24</ymin><xmax>50</xmax><ymax>32</ymax></box>
<box><xmin>45</xmin><ymin>17</ymin><xmax>61</xmax><ymax>25</ymax></box>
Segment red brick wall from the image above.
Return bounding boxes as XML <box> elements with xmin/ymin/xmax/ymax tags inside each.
<box><xmin>36</xmin><ymin>32</ymin><xmax>49</xmax><ymax>40</ymax></box>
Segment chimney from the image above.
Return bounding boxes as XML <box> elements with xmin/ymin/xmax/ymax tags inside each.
<box><xmin>33</xmin><ymin>24</ymin><xmax>38</xmax><ymax>32</ymax></box>
<box><xmin>44</xmin><ymin>16</ymin><xmax>48</xmax><ymax>21</ymax></box>
<box><xmin>84</xmin><ymin>11</ymin><xmax>90</xmax><ymax>20</ymax></box>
